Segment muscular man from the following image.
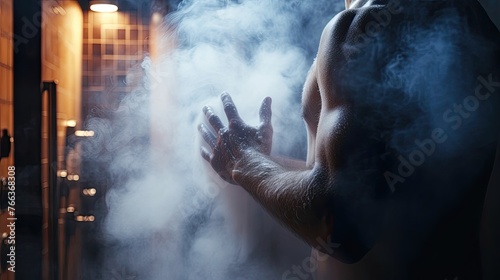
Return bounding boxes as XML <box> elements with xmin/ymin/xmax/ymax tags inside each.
<box><xmin>199</xmin><ymin>0</ymin><xmax>500</xmax><ymax>279</ymax></box>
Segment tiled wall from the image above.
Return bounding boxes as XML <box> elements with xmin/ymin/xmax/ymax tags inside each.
<box><xmin>79</xmin><ymin>7</ymin><xmax>151</xmax><ymax>279</ymax></box>
<box><xmin>82</xmin><ymin>9</ymin><xmax>150</xmax><ymax>115</ymax></box>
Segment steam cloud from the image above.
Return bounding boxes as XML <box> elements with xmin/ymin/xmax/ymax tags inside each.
<box><xmin>82</xmin><ymin>0</ymin><xmax>499</xmax><ymax>279</ymax></box>
<box><xmin>86</xmin><ymin>1</ymin><xmax>344</xmax><ymax>279</ymax></box>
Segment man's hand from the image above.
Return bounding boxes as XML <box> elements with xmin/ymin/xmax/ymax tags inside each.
<box><xmin>199</xmin><ymin>92</ymin><xmax>273</xmax><ymax>184</ymax></box>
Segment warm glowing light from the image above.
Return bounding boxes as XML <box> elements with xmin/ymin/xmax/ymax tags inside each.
<box><xmin>58</xmin><ymin>170</ymin><xmax>68</xmax><ymax>178</ymax></box>
<box><xmin>67</xmin><ymin>174</ymin><xmax>80</xmax><ymax>181</ymax></box>
<box><xmin>75</xmin><ymin>130</ymin><xmax>95</xmax><ymax>137</ymax></box>
<box><xmin>75</xmin><ymin>215</ymin><xmax>95</xmax><ymax>222</ymax></box>
<box><xmin>152</xmin><ymin>12</ymin><xmax>162</xmax><ymax>24</ymax></box>
<box><xmin>90</xmin><ymin>3</ymin><xmax>118</xmax><ymax>13</ymax></box>
<box><xmin>67</xmin><ymin>206</ymin><xmax>75</xmax><ymax>213</ymax></box>
<box><xmin>66</xmin><ymin>120</ymin><xmax>77</xmax><ymax>127</ymax></box>
<box><xmin>83</xmin><ymin>188</ymin><xmax>97</xmax><ymax>196</ymax></box>
<box><xmin>2</xmin><ymin>232</ymin><xmax>7</xmax><ymax>238</ymax></box>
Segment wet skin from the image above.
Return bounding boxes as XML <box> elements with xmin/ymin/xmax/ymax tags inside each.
<box><xmin>199</xmin><ymin>0</ymin><xmax>500</xmax><ymax>279</ymax></box>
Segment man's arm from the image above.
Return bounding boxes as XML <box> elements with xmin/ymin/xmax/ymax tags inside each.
<box><xmin>232</xmin><ymin>149</ymin><xmax>334</xmax><ymax>250</ymax></box>
<box><xmin>198</xmin><ymin>10</ymin><xmax>380</xmax><ymax>263</ymax></box>
<box><xmin>270</xmin><ymin>155</ymin><xmax>307</xmax><ymax>170</ymax></box>
<box><xmin>199</xmin><ymin>94</ymin><xmax>372</xmax><ymax>264</ymax></box>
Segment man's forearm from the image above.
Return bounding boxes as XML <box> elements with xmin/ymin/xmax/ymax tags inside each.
<box><xmin>233</xmin><ymin>149</ymin><xmax>332</xmax><ymax>248</ymax></box>
<box><xmin>270</xmin><ymin>154</ymin><xmax>308</xmax><ymax>170</ymax></box>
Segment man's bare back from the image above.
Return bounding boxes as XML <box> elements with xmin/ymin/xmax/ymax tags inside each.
<box><xmin>200</xmin><ymin>0</ymin><xmax>500</xmax><ymax>279</ymax></box>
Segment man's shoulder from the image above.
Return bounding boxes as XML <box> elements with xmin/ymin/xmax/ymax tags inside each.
<box><xmin>323</xmin><ymin>1</ymin><xmax>404</xmax><ymax>34</ymax></box>
<box><xmin>316</xmin><ymin>3</ymin><xmax>406</xmax><ymax>105</ymax></box>
<box><xmin>318</xmin><ymin>2</ymin><xmax>406</xmax><ymax>62</ymax></box>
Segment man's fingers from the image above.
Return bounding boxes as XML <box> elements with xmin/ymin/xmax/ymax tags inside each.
<box><xmin>203</xmin><ymin>106</ymin><xmax>225</xmax><ymax>132</ymax></box>
<box><xmin>221</xmin><ymin>92</ymin><xmax>241</xmax><ymax>122</ymax></box>
<box><xmin>259</xmin><ymin>96</ymin><xmax>272</xmax><ymax>125</ymax></box>
<box><xmin>198</xmin><ymin>123</ymin><xmax>217</xmax><ymax>149</ymax></box>
<box><xmin>200</xmin><ymin>146</ymin><xmax>212</xmax><ymax>162</ymax></box>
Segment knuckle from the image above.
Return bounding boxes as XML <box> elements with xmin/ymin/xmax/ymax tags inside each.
<box><xmin>229</xmin><ymin>119</ymin><xmax>240</xmax><ymax>128</ymax></box>
<box><xmin>223</xmin><ymin>103</ymin><xmax>236</xmax><ymax>111</ymax></box>
<box><xmin>219</xmin><ymin>128</ymin><xmax>229</xmax><ymax>137</ymax></box>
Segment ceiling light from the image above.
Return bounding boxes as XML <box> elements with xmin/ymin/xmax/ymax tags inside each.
<box><xmin>66</xmin><ymin>120</ymin><xmax>77</xmax><ymax>127</ymax></box>
<box><xmin>90</xmin><ymin>0</ymin><xmax>118</xmax><ymax>13</ymax></box>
